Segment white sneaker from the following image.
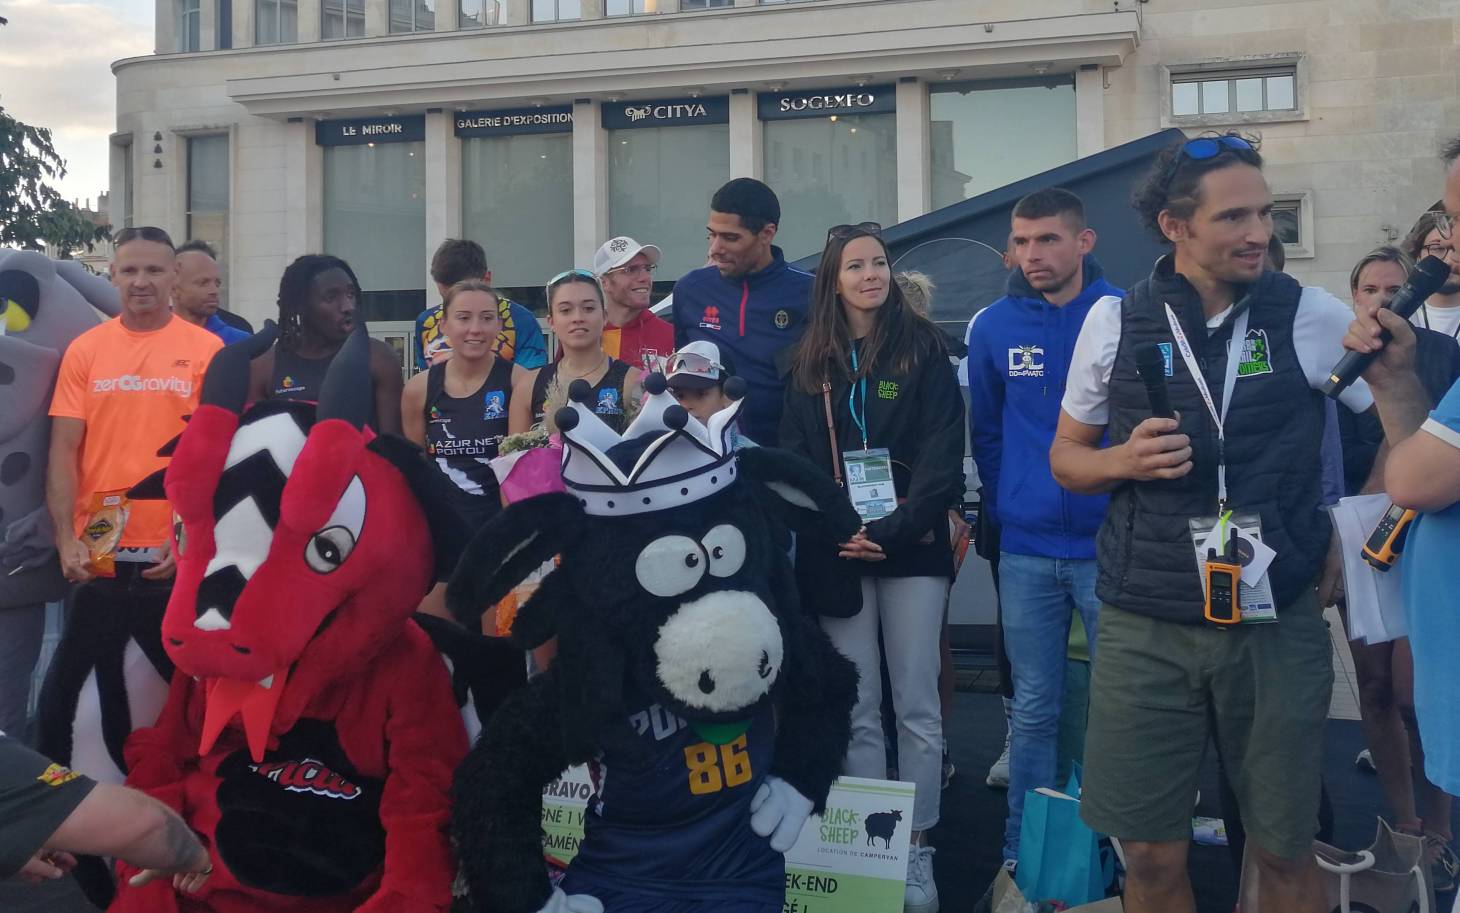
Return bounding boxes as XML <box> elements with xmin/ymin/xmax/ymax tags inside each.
<box><xmin>986</xmin><ymin>734</ymin><xmax>1011</xmax><ymax>789</ymax></box>
<box><xmin>905</xmin><ymin>845</ymin><xmax>939</xmax><ymax>913</ymax></box>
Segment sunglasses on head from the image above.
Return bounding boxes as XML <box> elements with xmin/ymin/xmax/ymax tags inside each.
<box><xmin>827</xmin><ymin>222</ymin><xmax>883</xmax><ymax>243</ymax></box>
<box><xmin>546</xmin><ymin>268</ymin><xmax>598</xmax><ymax>291</ymax></box>
<box><xmin>1162</xmin><ymin>135</ymin><xmax>1257</xmax><ymax>192</ymax></box>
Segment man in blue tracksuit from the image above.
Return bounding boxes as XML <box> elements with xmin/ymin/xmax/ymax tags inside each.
<box><xmin>965</xmin><ymin>188</ymin><xmax>1123</xmax><ymax>863</ymax></box>
<box><xmin>672</xmin><ymin>178</ymin><xmax>812</xmax><ymax>447</ymax></box>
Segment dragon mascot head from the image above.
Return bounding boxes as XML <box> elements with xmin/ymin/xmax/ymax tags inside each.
<box><xmin>114</xmin><ymin>325</ymin><xmax>521</xmax><ymax>913</ymax></box>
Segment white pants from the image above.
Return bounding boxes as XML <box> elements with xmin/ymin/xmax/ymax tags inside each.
<box><xmin>820</xmin><ymin>575</ymin><xmax>948</xmax><ymax>831</ymax></box>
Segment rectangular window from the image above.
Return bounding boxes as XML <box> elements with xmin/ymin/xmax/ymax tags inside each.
<box><xmin>532</xmin><ymin>0</ymin><xmax>580</xmax><ymax>21</ymax></box>
<box><xmin>121</xmin><ymin>143</ymin><xmax>135</xmax><ymax>229</ymax></box>
<box><xmin>609</xmin><ymin>124</ymin><xmax>729</xmax><ymax>278</ymax></box>
<box><xmin>606</xmin><ymin>0</ymin><xmax>662</xmax><ymax>15</ymax></box>
<box><xmin>255</xmin><ymin>0</ymin><xmax>298</xmax><ymax>44</ymax></box>
<box><xmin>219</xmin><ymin>0</ymin><xmax>232</xmax><ymax>47</ymax></box>
<box><xmin>389</xmin><ymin>0</ymin><xmax>436</xmax><ymax>32</ymax></box>
<box><xmin>462</xmin><ymin>133</ymin><xmax>573</xmax><ymax>299</ymax></box>
<box><xmin>1169</xmin><ymin>64</ymin><xmax>1299</xmax><ymax>120</ymax></box>
<box><xmin>180</xmin><ymin>0</ymin><xmax>201</xmax><ymax>51</ymax></box>
<box><xmin>186</xmin><ymin>135</ymin><xmax>230</xmax><ymax>254</ymax></box>
<box><xmin>323</xmin><ymin>0</ymin><xmax>365</xmax><ymax>37</ymax></box>
<box><xmin>323</xmin><ymin>141</ymin><xmax>427</xmax><ymax>321</ymax></box>
<box><xmin>929</xmin><ymin>77</ymin><xmax>1076</xmax><ymax>209</ymax></box>
<box><xmin>681</xmin><ymin>0</ymin><xmax>732</xmax><ymax>7</ymax></box>
<box><xmin>762</xmin><ymin>114</ymin><xmax>897</xmax><ymax>263</ymax></box>
<box><xmin>459</xmin><ymin>0</ymin><xmax>499</xmax><ymax>26</ymax></box>
<box><xmin>1271</xmin><ymin>191</ymin><xmax>1313</xmax><ymax>259</ymax></box>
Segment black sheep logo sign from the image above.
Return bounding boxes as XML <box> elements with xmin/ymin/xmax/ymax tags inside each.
<box><xmin>783</xmin><ymin>776</ymin><xmax>916</xmax><ymax>913</ymax></box>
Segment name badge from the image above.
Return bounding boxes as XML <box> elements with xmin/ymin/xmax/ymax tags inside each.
<box><xmin>842</xmin><ymin>448</ymin><xmax>897</xmax><ymax>521</ymax></box>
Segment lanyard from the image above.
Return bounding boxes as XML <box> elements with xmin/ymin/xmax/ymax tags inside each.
<box><xmin>848</xmin><ymin>346</ymin><xmax>870</xmax><ymax>450</ymax></box>
<box><xmin>1420</xmin><ymin>305</ymin><xmax>1460</xmax><ymax>340</ymax></box>
<box><xmin>1163</xmin><ymin>303</ymin><xmax>1248</xmax><ymax>512</ymax></box>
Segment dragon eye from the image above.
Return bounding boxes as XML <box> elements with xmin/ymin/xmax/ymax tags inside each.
<box><xmin>304</xmin><ymin>526</ymin><xmax>356</xmax><ymax>574</ymax></box>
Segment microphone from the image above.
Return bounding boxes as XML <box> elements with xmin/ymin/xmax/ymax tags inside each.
<box><xmin>1323</xmin><ymin>255</ymin><xmax>1452</xmax><ymax>399</ymax></box>
<box><xmin>1135</xmin><ymin>342</ymin><xmax>1175</xmax><ymax>420</ymax></box>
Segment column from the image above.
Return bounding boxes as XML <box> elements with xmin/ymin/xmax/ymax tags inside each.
<box><xmin>501</xmin><ymin>0</ymin><xmax>529</xmax><ymax>25</ymax></box>
<box><xmin>1075</xmin><ymin>65</ymin><xmax>1106</xmax><ymax>158</ymax></box>
<box><xmin>366</xmin><ymin>0</ymin><xmax>389</xmax><ymax>35</ymax></box>
<box><xmin>199</xmin><ymin>0</ymin><xmax>217</xmax><ymax>50</ymax></box>
<box><xmin>232</xmin><ymin>0</ymin><xmax>254</xmax><ymax>48</ymax></box>
<box><xmin>728</xmin><ymin>90</ymin><xmax>761</xmax><ymax>180</ymax></box>
<box><xmin>572</xmin><ymin>99</ymin><xmax>607</xmax><ymax>266</ymax></box>
<box><xmin>298</xmin><ymin>0</ymin><xmax>322</xmax><ymax>41</ymax></box>
<box><xmin>157</xmin><ymin>0</ymin><xmax>179</xmax><ymax>52</ymax></box>
<box><xmin>424</xmin><ymin>110</ymin><xmax>462</xmax><ymax>308</ymax></box>
<box><xmin>895</xmin><ymin>77</ymin><xmax>930</xmax><ymax>223</ymax></box>
<box><xmin>284</xmin><ymin>118</ymin><xmax>324</xmax><ymax>255</ymax></box>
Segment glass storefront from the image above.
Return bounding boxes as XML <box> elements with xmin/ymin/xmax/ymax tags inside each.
<box><xmin>462</xmin><ymin>132</ymin><xmax>574</xmax><ymax>304</ymax></box>
<box><xmin>929</xmin><ymin>77</ymin><xmax>1076</xmax><ymax>209</ymax></box>
<box><xmin>186</xmin><ymin>134</ymin><xmax>230</xmax><ymax>301</ymax></box>
<box><xmin>320</xmin><ymin>117</ymin><xmax>426</xmax><ymax>321</ymax></box>
<box><xmin>606</xmin><ymin>99</ymin><xmax>730</xmax><ymax>279</ymax></box>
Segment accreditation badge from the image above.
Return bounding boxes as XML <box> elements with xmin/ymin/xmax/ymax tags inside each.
<box><xmin>1188</xmin><ymin>511</ymin><xmax>1279</xmax><ymax>623</ymax></box>
<box><xmin>842</xmin><ymin>448</ymin><xmax>896</xmax><ymax>521</ymax></box>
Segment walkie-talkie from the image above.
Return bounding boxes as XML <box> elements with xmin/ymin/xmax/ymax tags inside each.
<box><xmin>1204</xmin><ymin>533</ymin><xmax>1242</xmax><ymax>626</ymax></box>
<box><xmin>1362</xmin><ymin>502</ymin><xmax>1416</xmax><ymax>572</ymax></box>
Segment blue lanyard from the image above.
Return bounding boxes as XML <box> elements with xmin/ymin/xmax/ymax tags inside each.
<box><xmin>849</xmin><ymin>346</ymin><xmax>869</xmax><ymax>450</ymax></box>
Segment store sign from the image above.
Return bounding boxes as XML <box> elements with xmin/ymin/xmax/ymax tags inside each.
<box><xmin>316</xmin><ymin>115</ymin><xmax>425</xmax><ymax>147</ymax></box>
<box><xmin>758</xmin><ymin>86</ymin><xmax>896</xmax><ymax>121</ymax></box>
<box><xmin>455</xmin><ymin>106</ymin><xmax>574</xmax><ymax>137</ymax></box>
<box><xmin>602</xmin><ymin>96</ymin><xmax>729</xmax><ymax>130</ymax></box>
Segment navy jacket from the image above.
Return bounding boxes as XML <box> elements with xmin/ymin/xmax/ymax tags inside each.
<box><xmin>672</xmin><ymin>246</ymin><xmax>812</xmax><ymax>446</ymax></box>
<box><xmin>966</xmin><ymin>256</ymin><xmax>1121</xmax><ymax>559</ymax></box>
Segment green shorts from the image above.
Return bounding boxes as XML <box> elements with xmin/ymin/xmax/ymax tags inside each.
<box><xmin>1079</xmin><ymin>592</ymin><xmax>1333</xmax><ymax>860</ymax></box>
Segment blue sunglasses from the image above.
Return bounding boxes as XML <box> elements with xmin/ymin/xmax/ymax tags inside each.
<box><xmin>1162</xmin><ymin>135</ymin><xmax>1256</xmax><ymax>192</ymax></box>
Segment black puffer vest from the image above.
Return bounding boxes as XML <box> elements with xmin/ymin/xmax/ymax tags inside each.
<box><xmin>1096</xmin><ymin>260</ymin><xmax>1328</xmax><ymax>623</ymax></box>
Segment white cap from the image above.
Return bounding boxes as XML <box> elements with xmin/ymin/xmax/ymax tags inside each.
<box><xmin>593</xmin><ymin>236</ymin><xmax>662</xmax><ymax>277</ymax></box>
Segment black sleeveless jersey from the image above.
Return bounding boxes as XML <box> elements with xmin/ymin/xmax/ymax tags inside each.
<box><xmin>425</xmin><ymin>357</ymin><xmax>514</xmax><ymax>507</ymax></box>
<box><xmin>531</xmin><ymin>359</ymin><xmax>632</xmax><ymax>434</ymax></box>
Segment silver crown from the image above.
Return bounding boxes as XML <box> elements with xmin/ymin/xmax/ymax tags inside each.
<box><xmin>557</xmin><ymin>374</ymin><xmax>745</xmax><ymax>517</ymax></box>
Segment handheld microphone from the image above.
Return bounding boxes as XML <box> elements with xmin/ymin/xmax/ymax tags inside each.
<box><xmin>1323</xmin><ymin>255</ymin><xmax>1451</xmax><ymax>399</ymax></box>
<box><xmin>1135</xmin><ymin>342</ymin><xmax>1175</xmax><ymax>420</ymax></box>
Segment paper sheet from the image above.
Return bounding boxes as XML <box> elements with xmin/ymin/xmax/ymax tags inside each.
<box><xmin>1329</xmin><ymin>494</ymin><xmax>1407</xmax><ymax>645</ymax></box>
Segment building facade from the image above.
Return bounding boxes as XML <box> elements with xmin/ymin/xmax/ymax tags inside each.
<box><xmin>113</xmin><ymin>0</ymin><xmax>1460</xmax><ymax>340</ymax></box>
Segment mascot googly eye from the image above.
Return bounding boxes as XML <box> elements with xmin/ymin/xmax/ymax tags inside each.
<box><xmin>448</xmin><ymin>373</ymin><xmax>861</xmax><ymax>913</ymax></box>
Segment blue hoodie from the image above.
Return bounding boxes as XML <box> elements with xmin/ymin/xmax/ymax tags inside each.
<box><xmin>965</xmin><ymin>255</ymin><xmax>1120</xmax><ymax>560</ymax></box>
<box><xmin>672</xmin><ymin>246</ymin><xmax>812</xmax><ymax>447</ymax></box>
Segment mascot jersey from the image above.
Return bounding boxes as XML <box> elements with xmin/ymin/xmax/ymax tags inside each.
<box><xmin>563</xmin><ymin>687</ymin><xmax>781</xmax><ymax>909</ymax></box>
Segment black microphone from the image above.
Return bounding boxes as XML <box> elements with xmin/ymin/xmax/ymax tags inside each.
<box><xmin>1135</xmin><ymin>342</ymin><xmax>1175</xmax><ymax>419</ymax></box>
<box><xmin>1323</xmin><ymin>255</ymin><xmax>1452</xmax><ymax>399</ymax></box>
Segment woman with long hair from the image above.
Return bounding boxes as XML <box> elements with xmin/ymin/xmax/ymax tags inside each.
<box><xmin>511</xmin><ymin>269</ymin><xmax>641</xmax><ymax>435</ymax></box>
<box><xmin>780</xmin><ymin>224</ymin><xmax>965</xmax><ymax>913</ymax></box>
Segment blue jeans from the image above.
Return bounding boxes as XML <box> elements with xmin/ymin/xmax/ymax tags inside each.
<box><xmin>998</xmin><ymin>551</ymin><xmax>1100</xmax><ymax>861</ymax></box>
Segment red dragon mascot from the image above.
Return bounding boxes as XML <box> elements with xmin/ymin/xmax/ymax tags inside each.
<box><xmin>110</xmin><ymin>325</ymin><xmax>519</xmax><ymax>913</ymax></box>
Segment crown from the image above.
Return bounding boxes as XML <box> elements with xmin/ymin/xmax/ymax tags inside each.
<box><xmin>557</xmin><ymin>374</ymin><xmax>745</xmax><ymax>517</ymax></box>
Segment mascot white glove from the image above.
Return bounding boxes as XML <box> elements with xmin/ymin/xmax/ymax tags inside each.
<box><xmin>534</xmin><ymin>887</ymin><xmax>604</xmax><ymax>913</ymax></box>
<box><xmin>749</xmin><ymin>775</ymin><xmax>814</xmax><ymax>853</ymax></box>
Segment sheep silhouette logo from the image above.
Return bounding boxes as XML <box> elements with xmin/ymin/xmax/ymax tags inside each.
<box><xmin>864</xmin><ymin>809</ymin><xmax>902</xmax><ymax>848</ymax></box>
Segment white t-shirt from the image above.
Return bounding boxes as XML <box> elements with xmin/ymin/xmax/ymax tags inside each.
<box><xmin>1061</xmin><ymin>287</ymin><xmax>1374</xmax><ymax>426</ymax></box>
<box><xmin>1413</xmin><ymin>302</ymin><xmax>1460</xmax><ymax>340</ymax></box>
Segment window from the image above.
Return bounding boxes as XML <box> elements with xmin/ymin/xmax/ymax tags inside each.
<box><xmin>532</xmin><ymin>0</ymin><xmax>580</xmax><ymax>20</ymax></box>
<box><xmin>180</xmin><ymin>0</ymin><xmax>201</xmax><ymax>51</ymax></box>
<box><xmin>323</xmin><ymin>0</ymin><xmax>365</xmax><ymax>37</ymax></box>
<box><xmin>459</xmin><ymin>0</ymin><xmax>500</xmax><ymax>26</ymax></box>
<box><xmin>389</xmin><ymin>0</ymin><xmax>435</xmax><ymax>32</ymax></box>
<box><xmin>187</xmin><ymin>135</ymin><xmax>230</xmax><ymax>254</ymax></box>
<box><xmin>1165</xmin><ymin>58</ymin><xmax>1303</xmax><ymax>125</ymax></box>
<box><xmin>606</xmin><ymin>0</ymin><xmax>661</xmax><ymax>14</ymax></box>
<box><xmin>462</xmin><ymin>133</ymin><xmax>573</xmax><ymax>299</ymax></box>
<box><xmin>681</xmin><ymin>0</ymin><xmax>732</xmax><ymax>7</ymax></box>
<box><xmin>763</xmin><ymin>115</ymin><xmax>897</xmax><ymax>262</ymax></box>
<box><xmin>120</xmin><ymin>143</ymin><xmax>135</xmax><ymax>229</ymax></box>
<box><xmin>256</xmin><ymin>0</ymin><xmax>298</xmax><ymax>44</ymax></box>
<box><xmin>219</xmin><ymin>0</ymin><xmax>232</xmax><ymax>47</ymax></box>
<box><xmin>929</xmin><ymin>77</ymin><xmax>1076</xmax><ymax>209</ymax></box>
<box><xmin>609</xmin><ymin>124</ymin><xmax>729</xmax><ymax>278</ymax></box>
<box><xmin>323</xmin><ymin>141</ymin><xmax>427</xmax><ymax>321</ymax></box>
<box><xmin>1271</xmin><ymin>191</ymin><xmax>1313</xmax><ymax>259</ymax></box>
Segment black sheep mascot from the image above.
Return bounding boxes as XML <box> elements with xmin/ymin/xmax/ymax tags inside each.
<box><xmin>447</xmin><ymin>374</ymin><xmax>861</xmax><ymax>913</ymax></box>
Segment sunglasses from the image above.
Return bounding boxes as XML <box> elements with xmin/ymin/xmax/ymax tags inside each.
<box><xmin>666</xmin><ymin>351</ymin><xmax>723</xmax><ymax>377</ymax></box>
<box><xmin>827</xmin><ymin>222</ymin><xmax>883</xmax><ymax>243</ymax></box>
<box><xmin>1162</xmin><ymin>135</ymin><xmax>1256</xmax><ymax>192</ymax></box>
<box><xmin>606</xmin><ymin>263</ymin><xmax>657</xmax><ymax>277</ymax></box>
<box><xmin>546</xmin><ymin>268</ymin><xmax>599</xmax><ymax>291</ymax></box>
<box><xmin>112</xmin><ymin>226</ymin><xmax>176</xmax><ymax>250</ymax></box>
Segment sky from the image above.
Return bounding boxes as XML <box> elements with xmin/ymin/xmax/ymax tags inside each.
<box><xmin>1</xmin><ymin>0</ymin><xmax>154</xmax><ymax>210</ymax></box>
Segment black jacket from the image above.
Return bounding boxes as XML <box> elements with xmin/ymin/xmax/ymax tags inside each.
<box><xmin>779</xmin><ymin>333</ymin><xmax>966</xmax><ymax>613</ymax></box>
